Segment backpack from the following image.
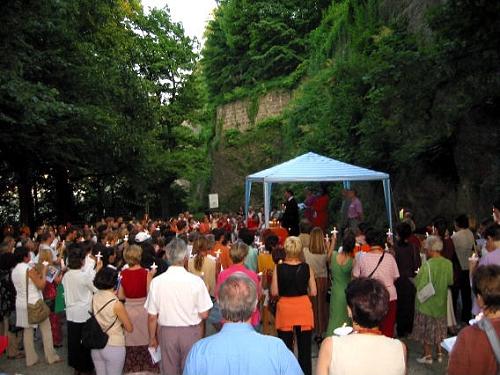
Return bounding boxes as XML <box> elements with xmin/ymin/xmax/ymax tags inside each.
<box><xmin>81</xmin><ymin>297</ymin><xmax>117</xmax><ymax>349</ymax></box>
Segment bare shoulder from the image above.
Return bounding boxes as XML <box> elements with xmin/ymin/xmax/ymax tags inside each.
<box><xmin>320</xmin><ymin>336</ymin><xmax>333</xmax><ymax>352</ymax></box>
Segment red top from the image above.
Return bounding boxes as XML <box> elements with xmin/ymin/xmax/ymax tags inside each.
<box><xmin>312</xmin><ymin>194</ymin><xmax>329</xmax><ymax>231</ymax></box>
<box><xmin>407</xmin><ymin>234</ymin><xmax>421</xmax><ymax>252</ymax></box>
<box><xmin>247</xmin><ymin>216</ymin><xmax>259</xmax><ymax>230</ymax></box>
<box><xmin>120</xmin><ymin>267</ymin><xmax>148</xmax><ymax>298</ymax></box>
<box><xmin>448</xmin><ymin>318</ymin><xmax>500</xmax><ymax>375</ymax></box>
<box><xmin>199</xmin><ymin>222</ymin><xmax>211</xmax><ymax>234</ymax></box>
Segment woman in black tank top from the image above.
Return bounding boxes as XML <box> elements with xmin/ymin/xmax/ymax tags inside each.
<box><xmin>271</xmin><ymin>236</ymin><xmax>317</xmax><ymax>375</ymax></box>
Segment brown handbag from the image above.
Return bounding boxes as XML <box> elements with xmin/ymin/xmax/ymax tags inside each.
<box><xmin>26</xmin><ymin>270</ymin><xmax>50</xmax><ymax>324</ymax></box>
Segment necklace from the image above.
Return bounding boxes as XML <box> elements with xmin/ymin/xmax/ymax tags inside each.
<box><xmin>355</xmin><ymin>327</ymin><xmax>383</xmax><ymax>335</ymax></box>
<box><xmin>370</xmin><ymin>246</ymin><xmax>384</xmax><ymax>253</ymax></box>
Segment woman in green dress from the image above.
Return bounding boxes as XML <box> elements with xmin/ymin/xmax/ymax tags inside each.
<box><xmin>326</xmin><ymin>231</ymin><xmax>356</xmax><ymax>335</ymax></box>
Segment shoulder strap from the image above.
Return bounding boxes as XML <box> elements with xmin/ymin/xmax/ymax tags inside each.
<box><xmin>94</xmin><ymin>297</ymin><xmax>117</xmax><ymax>316</ymax></box>
<box><xmin>477</xmin><ymin>318</ymin><xmax>500</xmax><ymax>366</ymax></box>
<box><xmin>25</xmin><ymin>269</ymin><xmax>29</xmax><ymax>305</ymax></box>
<box><xmin>92</xmin><ymin>297</ymin><xmax>118</xmax><ymax>332</ymax></box>
<box><xmin>426</xmin><ymin>261</ymin><xmax>432</xmax><ymax>284</ymax></box>
<box><xmin>368</xmin><ymin>252</ymin><xmax>385</xmax><ymax>278</ymax></box>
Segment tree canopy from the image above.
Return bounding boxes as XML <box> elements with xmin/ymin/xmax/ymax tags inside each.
<box><xmin>0</xmin><ymin>0</ymin><xmax>208</xmax><ymax>226</ymax></box>
<box><xmin>202</xmin><ymin>0</ymin><xmax>331</xmax><ymax>100</ymax></box>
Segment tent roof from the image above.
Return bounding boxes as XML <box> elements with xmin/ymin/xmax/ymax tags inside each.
<box><xmin>246</xmin><ymin>152</ymin><xmax>389</xmax><ymax>183</ymax></box>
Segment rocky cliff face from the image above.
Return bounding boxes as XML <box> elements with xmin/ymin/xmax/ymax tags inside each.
<box><xmin>216</xmin><ymin>90</ymin><xmax>291</xmax><ymax>131</ymax></box>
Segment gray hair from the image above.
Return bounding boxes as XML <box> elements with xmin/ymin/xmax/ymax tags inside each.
<box><xmin>166</xmin><ymin>238</ymin><xmax>188</xmax><ymax>265</ymax></box>
<box><xmin>425</xmin><ymin>235</ymin><xmax>443</xmax><ymax>252</ymax></box>
<box><xmin>218</xmin><ymin>272</ymin><xmax>257</xmax><ymax>323</ymax></box>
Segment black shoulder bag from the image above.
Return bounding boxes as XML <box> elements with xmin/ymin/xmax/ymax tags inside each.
<box><xmin>81</xmin><ymin>297</ymin><xmax>117</xmax><ymax>349</ymax></box>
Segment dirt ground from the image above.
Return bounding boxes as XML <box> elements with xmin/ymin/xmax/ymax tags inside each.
<box><xmin>0</xmin><ymin>320</ymin><xmax>448</xmax><ymax>375</ymax></box>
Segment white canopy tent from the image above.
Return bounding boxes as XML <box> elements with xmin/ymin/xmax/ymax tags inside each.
<box><xmin>244</xmin><ymin>152</ymin><xmax>393</xmax><ymax>229</ymax></box>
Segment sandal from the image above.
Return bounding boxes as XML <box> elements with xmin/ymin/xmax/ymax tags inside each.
<box><xmin>7</xmin><ymin>352</ymin><xmax>25</xmax><ymax>360</ymax></box>
<box><xmin>49</xmin><ymin>357</ymin><xmax>63</xmax><ymax>364</ymax></box>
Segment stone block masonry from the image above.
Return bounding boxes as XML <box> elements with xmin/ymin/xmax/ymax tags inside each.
<box><xmin>216</xmin><ymin>90</ymin><xmax>291</xmax><ymax>131</ymax></box>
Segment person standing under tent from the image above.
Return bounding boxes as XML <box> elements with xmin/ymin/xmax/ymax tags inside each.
<box><xmin>281</xmin><ymin>189</ymin><xmax>300</xmax><ymax>236</ymax></box>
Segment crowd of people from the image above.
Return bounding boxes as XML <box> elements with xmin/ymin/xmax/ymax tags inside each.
<box><xmin>0</xmin><ymin>195</ymin><xmax>499</xmax><ymax>375</ymax></box>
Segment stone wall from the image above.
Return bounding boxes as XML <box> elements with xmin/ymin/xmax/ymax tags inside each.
<box><xmin>216</xmin><ymin>90</ymin><xmax>291</xmax><ymax>131</ymax></box>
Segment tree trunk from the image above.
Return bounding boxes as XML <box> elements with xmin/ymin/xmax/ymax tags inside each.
<box><xmin>54</xmin><ymin>167</ymin><xmax>74</xmax><ymax>224</ymax></box>
<box><xmin>18</xmin><ymin>166</ymin><xmax>35</xmax><ymax>231</ymax></box>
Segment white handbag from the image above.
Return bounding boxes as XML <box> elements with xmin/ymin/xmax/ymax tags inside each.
<box><xmin>417</xmin><ymin>261</ymin><xmax>435</xmax><ymax>303</ymax></box>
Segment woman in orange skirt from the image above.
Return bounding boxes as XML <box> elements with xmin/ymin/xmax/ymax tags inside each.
<box><xmin>271</xmin><ymin>236</ymin><xmax>317</xmax><ymax>375</ymax></box>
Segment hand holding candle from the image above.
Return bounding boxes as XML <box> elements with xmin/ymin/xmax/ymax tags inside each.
<box><xmin>333</xmin><ymin>322</ymin><xmax>353</xmax><ymax>336</ymax></box>
<box><xmin>331</xmin><ymin>227</ymin><xmax>338</xmax><ymax>238</ymax></box>
<box><xmin>150</xmin><ymin>262</ymin><xmax>158</xmax><ymax>274</ymax></box>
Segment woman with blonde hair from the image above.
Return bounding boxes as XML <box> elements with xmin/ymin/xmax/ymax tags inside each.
<box><xmin>303</xmin><ymin>227</ymin><xmax>329</xmax><ymax>344</ymax></box>
<box><xmin>37</xmin><ymin>249</ymin><xmax>63</xmax><ymax>347</ymax></box>
<box><xmin>118</xmin><ymin>245</ymin><xmax>158</xmax><ymax>374</ymax></box>
<box><xmin>188</xmin><ymin>236</ymin><xmax>217</xmax><ymax>296</ymax></box>
<box><xmin>271</xmin><ymin>236</ymin><xmax>317</xmax><ymax>375</ymax></box>
<box><xmin>11</xmin><ymin>246</ymin><xmax>61</xmax><ymax>367</ymax></box>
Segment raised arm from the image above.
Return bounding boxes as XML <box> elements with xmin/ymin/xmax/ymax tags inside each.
<box><xmin>29</xmin><ymin>266</ymin><xmax>47</xmax><ymax>290</ymax></box>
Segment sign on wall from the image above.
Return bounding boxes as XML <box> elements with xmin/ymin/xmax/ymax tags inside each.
<box><xmin>208</xmin><ymin>193</ymin><xmax>219</xmax><ymax>209</ymax></box>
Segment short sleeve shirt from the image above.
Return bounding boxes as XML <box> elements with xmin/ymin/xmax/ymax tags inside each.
<box><xmin>415</xmin><ymin>256</ymin><xmax>453</xmax><ymax>318</ymax></box>
<box><xmin>145</xmin><ymin>266</ymin><xmax>213</xmax><ymax>327</ymax></box>
<box><xmin>352</xmin><ymin>251</ymin><xmax>400</xmax><ymax>301</ymax></box>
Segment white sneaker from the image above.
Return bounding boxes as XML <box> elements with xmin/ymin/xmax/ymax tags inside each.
<box><xmin>416</xmin><ymin>355</ymin><xmax>433</xmax><ymax>364</ymax></box>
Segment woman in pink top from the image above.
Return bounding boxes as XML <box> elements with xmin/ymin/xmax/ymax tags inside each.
<box><xmin>353</xmin><ymin>228</ymin><xmax>399</xmax><ymax>337</ymax></box>
<box><xmin>216</xmin><ymin>240</ymin><xmax>260</xmax><ymax>326</ymax></box>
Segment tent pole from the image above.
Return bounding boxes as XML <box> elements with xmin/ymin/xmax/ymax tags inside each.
<box><xmin>244</xmin><ymin>179</ymin><xmax>252</xmax><ymax>223</ymax></box>
<box><xmin>383</xmin><ymin>179</ymin><xmax>393</xmax><ymax>230</ymax></box>
<box><xmin>264</xmin><ymin>182</ymin><xmax>271</xmax><ymax>228</ymax></box>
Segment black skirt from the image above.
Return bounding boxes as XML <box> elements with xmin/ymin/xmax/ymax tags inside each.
<box><xmin>67</xmin><ymin>320</ymin><xmax>94</xmax><ymax>372</ymax></box>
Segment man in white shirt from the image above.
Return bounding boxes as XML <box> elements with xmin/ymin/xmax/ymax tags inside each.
<box><xmin>62</xmin><ymin>247</ymin><xmax>101</xmax><ymax>374</ymax></box>
<box><xmin>145</xmin><ymin>238</ymin><xmax>212</xmax><ymax>375</ymax></box>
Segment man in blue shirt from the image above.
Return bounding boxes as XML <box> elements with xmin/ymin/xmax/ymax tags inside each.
<box><xmin>183</xmin><ymin>272</ymin><xmax>303</xmax><ymax>375</ymax></box>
